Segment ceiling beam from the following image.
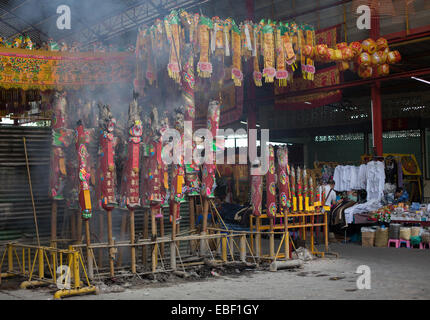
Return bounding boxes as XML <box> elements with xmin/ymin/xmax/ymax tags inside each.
<box><xmin>0</xmin><ymin>4</ymin><xmax>50</xmax><ymax>39</ymax></box>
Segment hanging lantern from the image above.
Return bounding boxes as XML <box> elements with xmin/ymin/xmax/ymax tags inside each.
<box><xmin>358</xmin><ymin>65</ymin><xmax>373</xmax><ymax>78</ymax></box>
<box><xmin>357</xmin><ymin>52</ymin><xmax>371</xmax><ymax>66</ymax></box>
<box><xmin>336</xmin><ymin>42</ymin><xmax>348</xmax><ymax>50</ymax></box>
<box><xmin>315</xmin><ymin>44</ymin><xmax>328</xmax><ymax>61</ymax></box>
<box><xmin>341</xmin><ymin>46</ymin><xmax>354</xmax><ymax>60</ymax></box>
<box><xmin>376</xmin><ymin>37</ymin><xmax>388</xmax><ymax>51</ymax></box>
<box><xmin>349</xmin><ymin>41</ymin><xmax>363</xmax><ymax>56</ymax></box>
<box><xmin>371</xmin><ymin>51</ymin><xmax>382</xmax><ymax>65</ymax></box>
<box><xmin>376</xmin><ymin>63</ymin><xmax>390</xmax><ymax>76</ymax></box>
<box><xmin>387</xmin><ymin>50</ymin><xmax>401</xmax><ymax>64</ymax></box>
<box><xmin>362</xmin><ymin>38</ymin><xmax>377</xmax><ymax>54</ymax></box>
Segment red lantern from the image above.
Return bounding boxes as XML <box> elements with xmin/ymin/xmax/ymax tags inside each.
<box><xmin>341</xmin><ymin>47</ymin><xmax>354</xmax><ymax>60</ymax></box>
<box><xmin>358</xmin><ymin>65</ymin><xmax>373</xmax><ymax>78</ymax></box>
<box><xmin>328</xmin><ymin>48</ymin><xmax>342</xmax><ymax>61</ymax></box>
<box><xmin>315</xmin><ymin>44</ymin><xmax>328</xmax><ymax>61</ymax></box>
<box><xmin>376</xmin><ymin>38</ymin><xmax>388</xmax><ymax>51</ymax></box>
<box><xmin>387</xmin><ymin>50</ymin><xmax>401</xmax><ymax>64</ymax></box>
<box><xmin>336</xmin><ymin>42</ymin><xmax>348</xmax><ymax>50</ymax></box>
<box><xmin>376</xmin><ymin>63</ymin><xmax>390</xmax><ymax>76</ymax></box>
<box><xmin>378</xmin><ymin>50</ymin><xmax>387</xmax><ymax>64</ymax></box>
<box><xmin>350</xmin><ymin>41</ymin><xmax>363</xmax><ymax>56</ymax></box>
<box><xmin>303</xmin><ymin>44</ymin><xmax>315</xmax><ymax>58</ymax></box>
<box><xmin>371</xmin><ymin>51</ymin><xmax>382</xmax><ymax>65</ymax></box>
<box><xmin>362</xmin><ymin>38</ymin><xmax>377</xmax><ymax>54</ymax></box>
<box><xmin>357</xmin><ymin>52</ymin><xmax>371</xmax><ymax>66</ymax></box>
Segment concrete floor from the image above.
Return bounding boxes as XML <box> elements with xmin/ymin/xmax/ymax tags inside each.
<box><xmin>1</xmin><ymin>243</ymin><xmax>429</xmax><ymax>300</ymax></box>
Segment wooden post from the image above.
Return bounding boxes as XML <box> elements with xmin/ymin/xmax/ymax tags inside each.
<box><xmin>240</xmin><ymin>234</ymin><xmax>246</xmax><ymax>262</ymax></box>
<box><xmin>159</xmin><ymin>212</ymin><xmax>165</xmax><ymax>258</ymax></box>
<box><xmin>256</xmin><ymin>217</ymin><xmax>261</xmax><ymax>257</ymax></box>
<box><xmin>107</xmin><ymin>209</ymin><xmax>114</xmax><ymax>277</ymax></box>
<box><xmin>51</xmin><ymin>201</ymin><xmax>57</xmax><ymax>248</ymax></box>
<box><xmin>229</xmin><ymin>232</ymin><xmax>234</xmax><ymax>259</ymax></box>
<box><xmin>76</xmin><ymin>211</ymin><xmax>82</xmax><ymax>244</ymax></box>
<box><xmin>171</xmin><ymin>202</ymin><xmax>177</xmax><ymax>270</ymax></box>
<box><xmin>151</xmin><ymin>207</ymin><xmax>158</xmax><ymax>272</ymax></box>
<box><xmin>302</xmin><ymin>214</ymin><xmax>306</xmax><ymax>242</ymax></box>
<box><xmin>311</xmin><ymin>213</ymin><xmax>315</xmax><ymax>254</ymax></box>
<box><xmin>85</xmin><ymin>219</ymin><xmax>93</xmax><ymax>280</ymax></box>
<box><xmin>249</xmin><ymin>215</ymin><xmax>254</xmax><ymax>255</ymax></box>
<box><xmin>98</xmin><ymin>211</ymin><xmax>104</xmax><ymax>268</ymax></box>
<box><xmin>221</xmin><ymin>236</ymin><xmax>227</xmax><ymax>262</ymax></box>
<box><xmin>216</xmin><ymin>231</ymin><xmax>221</xmax><ymax>256</ymax></box>
<box><xmin>142</xmin><ymin>208</ymin><xmax>149</xmax><ymax>269</ymax></box>
<box><xmin>189</xmin><ymin>197</ymin><xmax>196</xmax><ymax>253</ymax></box>
<box><xmin>324</xmin><ymin>211</ymin><xmax>329</xmax><ymax>252</ymax></box>
<box><xmin>200</xmin><ymin>198</ymin><xmax>209</xmax><ymax>255</ymax></box>
<box><xmin>129</xmin><ymin>209</ymin><xmax>136</xmax><ymax>273</ymax></box>
<box><xmin>284</xmin><ymin>210</ymin><xmax>290</xmax><ymax>260</ymax></box>
<box><xmin>117</xmin><ymin>212</ymin><xmax>128</xmax><ymax>267</ymax></box>
<box><xmin>269</xmin><ymin>217</ymin><xmax>275</xmax><ymax>258</ymax></box>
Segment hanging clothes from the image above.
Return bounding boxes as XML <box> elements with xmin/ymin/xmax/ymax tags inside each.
<box><xmin>366</xmin><ymin>161</ymin><xmax>385</xmax><ymax>201</ymax></box>
<box><xmin>357</xmin><ymin>164</ymin><xmax>367</xmax><ymax>190</ymax></box>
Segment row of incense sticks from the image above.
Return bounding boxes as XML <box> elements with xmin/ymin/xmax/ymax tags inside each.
<box><xmin>250</xmin><ymin>145</ymin><xmax>323</xmax><ymax>218</ymax></box>
<box><xmin>48</xmin><ymin>88</ymin><xmax>220</xmax><ymax>274</ymax></box>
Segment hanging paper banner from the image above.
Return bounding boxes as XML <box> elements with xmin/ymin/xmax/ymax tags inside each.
<box><xmin>0</xmin><ymin>47</ymin><xmax>134</xmax><ymax>90</ymax></box>
<box><xmin>274</xmin><ymin>66</ymin><xmax>341</xmax><ymax>111</ymax></box>
<box><xmin>315</xmin><ymin>25</ymin><xmax>340</xmax><ymax>49</ymax></box>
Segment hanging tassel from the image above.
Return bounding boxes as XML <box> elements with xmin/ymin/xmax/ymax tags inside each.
<box><xmin>197</xmin><ymin>16</ymin><xmax>213</xmax><ymax>78</ymax></box>
<box><xmin>212</xmin><ymin>17</ymin><xmax>225</xmax><ymax>57</ymax></box>
<box><xmin>231</xmin><ymin>20</ymin><xmax>243</xmax><ymax>87</ymax></box>
<box><xmin>167</xmin><ymin>11</ymin><xmax>181</xmax><ymax>84</ymax></box>
<box><xmin>253</xmin><ymin>24</ymin><xmax>262</xmax><ymax>87</ymax></box>
<box><xmin>224</xmin><ymin>19</ymin><xmax>231</xmax><ymax>56</ymax></box>
<box><xmin>275</xmin><ymin>23</ymin><xmax>288</xmax><ymax>87</ymax></box>
<box><xmin>262</xmin><ymin>21</ymin><xmax>275</xmax><ymax>83</ymax></box>
<box><xmin>305</xmin><ymin>25</ymin><xmax>316</xmax><ymax>81</ymax></box>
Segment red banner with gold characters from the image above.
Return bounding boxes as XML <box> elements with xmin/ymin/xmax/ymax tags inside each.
<box><xmin>274</xmin><ymin>66</ymin><xmax>342</xmax><ymax>111</ymax></box>
<box><xmin>315</xmin><ymin>25</ymin><xmax>340</xmax><ymax>49</ymax></box>
<box><xmin>0</xmin><ymin>48</ymin><xmax>134</xmax><ymax>90</ymax></box>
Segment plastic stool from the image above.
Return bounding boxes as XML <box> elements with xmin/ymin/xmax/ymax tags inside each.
<box><xmin>388</xmin><ymin>239</ymin><xmax>400</xmax><ymax>248</ymax></box>
<box><xmin>399</xmin><ymin>240</ymin><xmax>411</xmax><ymax>248</ymax></box>
<box><xmin>420</xmin><ymin>243</ymin><xmax>430</xmax><ymax>249</ymax></box>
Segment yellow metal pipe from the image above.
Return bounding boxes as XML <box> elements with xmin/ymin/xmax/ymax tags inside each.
<box><xmin>22</xmin><ymin>248</ymin><xmax>25</xmax><ymax>274</ymax></box>
<box><xmin>73</xmin><ymin>252</ymin><xmax>80</xmax><ymax>289</ymax></box>
<box><xmin>53</xmin><ymin>286</ymin><xmax>98</xmax><ymax>299</ymax></box>
<box><xmin>20</xmin><ymin>280</ymin><xmax>46</xmax><ymax>289</ymax></box>
<box><xmin>0</xmin><ymin>272</ymin><xmax>15</xmax><ymax>278</ymax></box>
<box><xmin>8</xmin><ymin>244</ymin><xmax>13</xmax><ymax>272</ymax></box>
<box><xmin>38</xmin><ymin>248</ymin><xmax>44</xmax><ymax>279</ymax></box>
<box><xmin>221</xmin><ymin>237</ymin><xmax>227</xmax><ymax>262</ymax></box>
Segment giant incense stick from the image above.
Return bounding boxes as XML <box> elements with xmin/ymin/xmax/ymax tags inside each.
<box><xmin>49</xmin><ymin>91</ymin><xmax>72</xmax><ymax>247</ymax></box>
<box><xmin>123</xmin><ymin>98</ymin><xmax>142</xmax><ymax>273</ymax></box>
<box><xmin>97</xmin><ymin>104</ymin><xmax>117</xmax><ymax>277</ymax></box>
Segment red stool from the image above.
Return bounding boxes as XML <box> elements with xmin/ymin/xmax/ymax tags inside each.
<box><xmin>388</xmin><ymin>239</ymin><xmax>400</xmax><ymax>248</ymax></box>
<box><xmin>399</xmin><ymin>240</ymin><xmax>411</xmax><ymax>248</ymax></box>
